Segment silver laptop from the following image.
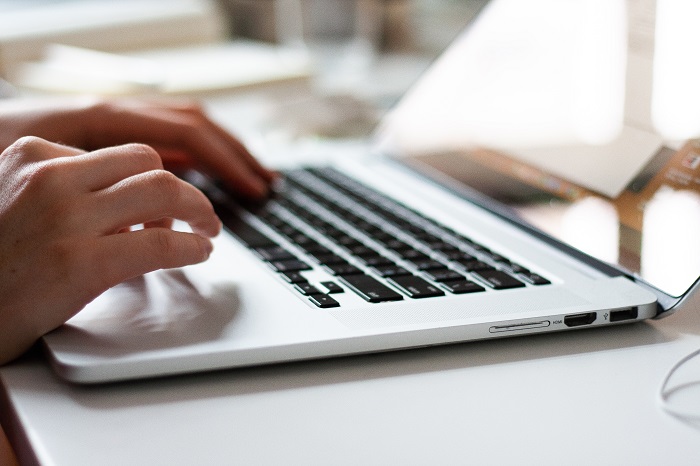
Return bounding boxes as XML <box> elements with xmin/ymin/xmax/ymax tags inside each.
<box><xmin>43</xmin><ymin>0</ymin><xmax>700</xmax><ymax>383</ymax></box>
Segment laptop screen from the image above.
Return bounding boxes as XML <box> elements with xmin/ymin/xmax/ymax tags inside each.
<box><xmin>376</xmin><ymin>0</ymin><xmax>700</xmax><ymax>297</ymax></box>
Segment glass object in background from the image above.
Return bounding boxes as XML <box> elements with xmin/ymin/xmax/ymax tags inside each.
<box><xmin>274</xmin><ymin>0</ymin><xmax>383</xmax><ymax>92</ymax></box>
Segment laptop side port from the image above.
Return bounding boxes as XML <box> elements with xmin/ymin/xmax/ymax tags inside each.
<box><xmin>609</xmin><ymin>307</ymin><xmax>639</xmax><ymax>322</ymax></box>
<box><xmin>564</xmin><ymin>312</ymin><xmax>597</xmax><ymax>327</ymax></box>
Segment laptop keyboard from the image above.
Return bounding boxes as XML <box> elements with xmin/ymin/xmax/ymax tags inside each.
<box><xmin>211</xmin><ymin>167</ymin><xmax>550</xmax><ymax>308</ymax></box>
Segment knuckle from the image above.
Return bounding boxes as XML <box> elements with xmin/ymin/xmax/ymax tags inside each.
<box><xmin>153</xmin><ymin>229</ymin><xmax>177</xmax><ymax>259</ymax></box>
<box><xmin>8</xmin><ymin>136</ymin><xmax>49</xmax><ymax>158</ymax></box>
<box><xmin>179</xmin><ymin>99</ymin><xmax>205</xmax><ymax>115</ymax></box>
<box><xmin>123</xmin><ymin>143</ymin><xmax>163</xmax><ymax>169</ymax></box>
<box><xmin>148</xmin><ymin>169</ymin><xmax>182</xmax><ymax>201</ymax></box>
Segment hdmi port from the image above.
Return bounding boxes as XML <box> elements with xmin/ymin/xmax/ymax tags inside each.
<box><xmin>564</xmin><ymin>312</ymin><xmax>596</xmax><ymax>327</ymax></box>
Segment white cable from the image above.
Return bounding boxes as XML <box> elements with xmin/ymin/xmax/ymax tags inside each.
<box><xmin>658</xmin><ymin>347</ymin><xmax>700</xmax><ymax>421</ymax></box>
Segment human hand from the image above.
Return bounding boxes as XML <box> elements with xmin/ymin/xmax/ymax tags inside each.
<box><xmin>0</xmin><ymin>97</ymin><xmax>277</xmax><ymax>198</ymax></box>
<box><xmin>0</xmin><ymin>137</ymin><xmax>221</xmax><ymax>364</ymax></box>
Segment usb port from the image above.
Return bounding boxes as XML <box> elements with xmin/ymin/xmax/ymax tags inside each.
<box><xmin>609</xmin><ymin>307</ymin><xmax>638</xmax><ymax>322</ymax></box>
<box><xmin>564</xmin><ymin>312</ymin><xmax>596</xmax><ymax>327</ymax></box>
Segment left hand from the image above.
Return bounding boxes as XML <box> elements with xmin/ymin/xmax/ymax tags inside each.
<box><xmin>0</xmin><ymin>97</ymin><xmax>277</xmax><ymax>198</ymax></box>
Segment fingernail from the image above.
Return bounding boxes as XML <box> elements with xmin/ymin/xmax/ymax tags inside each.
<box><xmin>202</xmin><ymin>238</ymin><xmax>214</xmax><ymax>259</ymax></box>
<box><xmin>250</xmin><ymin>178</ymin><xmax>268</xmax><ymax>198</ymax></box>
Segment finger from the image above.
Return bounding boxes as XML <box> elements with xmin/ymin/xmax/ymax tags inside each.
<box><xmin>63</xmin><ymin>143</ymin><xmax>164</xmax><ymax>192</ymax></box>
<box><xmin>173</xmin><ymin>104</ymin><xmax>278</xmax><ymax>183</ymax></box>
<box><xmin>89</xmin><ymin>229</ymin><xmax>214</xmax><ymax>290</ymax></box>
<box><xmin>144</xmin><ymin>218</ymin><xmax>174</xmax><ymax>230</ymax></box>
<box><xmin>93</xmin><ymin>169</ymin><xmax>221</xmax><ymax>237</ymax></box>
<box><xmin>88</xmin><ymin>103</ymin><xmax>273</xmax><ymax>198</ymax></box>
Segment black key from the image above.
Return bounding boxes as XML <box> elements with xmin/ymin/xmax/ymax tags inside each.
<box><xmin>398</xmin><ymin>249</ymin><xmax>431</xmax><ymax>262</ymax></box>
<box><xmin>346</xmin><ymin>245</ymin><xmax>378</xmax><ymax>258</ymax></box>
<box><xmin>473</xmin><ymin>270</ymin><xmax>525</xmax><ymax>289</ymax></box>
<box><xmin>423</xmin><ymin>268</ymin><xmax>465</xmax><ymax>282</ymax></box>
<box><xmin>484</xmin><ymin>252</ymin><xmax>508</xmax><ymax>263</ymax></box>
<box><xmin>269</xmin><ymin>259</ymin><xmax>312</xmax><ymax>273</ymax></box>
<box><xmin>442</xmin><ymin>251</ymin><xmax>477</xmax><ymax>261</ymax></box>
<box><xmin>454</xmin><ymin>259</ymin><xmax>493</xmax><ymax>272</ymax></box>
<box><xmin>294</xmin><ymin>283</ymin><xmax>323</xmax><ymax>296</ymax></box>
<box><xmin>358</xmin><ymin>255</ymin><xmax>395</xmax><ymax>267</ymax></box>
<box><xmin>311</xmin><ymin>253</ymin><xmax>348</xmax><ymax>266</ymax></box>
<box><xmin>320</xmin><ymin>281</ymin><xmax>344</xmax><ymax>294</ymax></box>
<box><xmin>341</xmin><ymin>274</ymin><xmax>404</xmax><ymax>303</ymax></box>
<box><xmin>509</xmin><ymin>263</ymin><xmax>531</xmax><ymax>274</ymax></box>
<box><xmin>229</xmin><ymin>222</ymin><xmax>277</xmax><ymax>248</ymax></box>
<box><xmin>335</xmin><ymin>235</ymin><xmax>361</xmax><ymax>246</ymax></box>
<box><xmin>288</xmin><ymin>233</ymin><xmax>315</xmax><ymax>246</ymax></box>
<box><xmin>384</xmin><ymin>239</ymin><xmax>412</xmax><ymax>251</ymax></box>
<box><xmin>371</xmin><ymin>231</ymin><xmax>396</xmax><ymax>243</ymax></box>
<box><xmin>300</xmin><ymin>242</ymin><xmax>332</xmax><ymax>255</ymax></box>
<box><xmin>388</xmin><ymin>275</ymin><xmax>445</xmax><ymax>299</ymax></box>
<box><xmin>308</xmin><ymin>294</ymin><xmax>340</xmax><ymax>308</ymax></box>
<box><xmin>254</xmin><ymin>246</ymin><xmax>296</xmax><ymax>261</ymax></box>
<box><xmin>279</xmin><ymin>271</ymin><xmax>307</xmax><ymax>284</ymax></box>
<box><xmin>442</xmin><ymin>280</ymin><xmax>485</xmax><ymax>294</ymax></box>
<box><xmin>325</xmin><ymin>263</ymin><xmax>364</xmax><ymax>276</ymax></box>
<box><xmin>371</xmin><ymin>265</ymin><xmax>412</xmax><ymax>278</ymax></box>
<box><xmin>519</xmin><ymin>272</ymin><xmax>551</xmax><ymax>285</ymax></box>
<box><xmin>277</xmin><ymin>224</ymin><xmax>301</xmax><ymax>237</ymax></box>
<box><xmin>426</xmin><ymin>242</ymin><xmax>460</xmax><ymax>253</ymax></box>
<box><xmin>410</xmin><ymin>259</ymin><xmax>446</xmax><ymax>271</ymax></box>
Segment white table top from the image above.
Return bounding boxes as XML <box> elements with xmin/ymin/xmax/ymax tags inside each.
<box><xmin>3</xmin><ymin>289</ymin><xmax>700</xmax><ymax>465</ymax></box>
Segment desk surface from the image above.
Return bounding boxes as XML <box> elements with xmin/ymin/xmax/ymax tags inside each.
<box><xmin>2</xmin><ymin>289</ymin><xmax>700</xmax><ymax>465</ymax></box>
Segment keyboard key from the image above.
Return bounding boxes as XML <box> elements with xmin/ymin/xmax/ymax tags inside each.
<box><xmin>383</xmin><ymin>239</ymin><xmax>412</xmax><ymax>251</ymax></box>
<box><xmin>371</xmin><ymin>265</ymin><xmax>412</xmax><ymax>277</ymax></box>
<box><xmin>325</xmin><ymin>263</ymin><xmax>364</xmax><ymax>276</ymax></box>
<box><xmin>229</xmin><ymin>222</ymin><xmax>277</xmax><ymax>248</ymax></box>
<box><xmin>279</xmin><ymin>271</ymin><xmax>307</xmax><ymax>284</ymax></box>
<box><xmin>388</xmin><ymin>275</ymin><xmax>445</xmax><ymax>299</ymax></box>
<box><xmin>410</xmin><ymin>259</ymin><xmax>446</xmax><ymax>271</ymax></box>
<box><xmin>300</xmin><ymin>242</ymin><xmax>332</xmax><ymax>255</ymax></box>
<box><xmin>346</xmin><ymin>245</ymin><xmax>378</xmax><ymax>257</ymax></box>
<box><xmin>519</xmin><ymin>272</ymin><xmax>551</xmax><ymax>285</ymax></box>
<box><xmin>423</xmin><ymin>268</ymin><xmax>465</xmax><ymax>282</ymax></box>
<box><xmin>320</xmin><ymin>281</ymin><xmax>344</xmax><ymax>294</ymax></box>
<box><xmin>442</xmin><ymin>280</ymin><xmax>485</xmax><ymax>294</ymax></box>
<box><xmin>311</xmin><ymin>253</ymin><xmax>348</xmax><ymax>266</ymax></box>
<box><xmin>294</xmin><ymin>283</ymin><xmax>323</xmax><ymax>296</ymax></box>
<box><xmin>308</xmin><ymin>294</ymin><xmax>340</xmax><ymax>308</ymax></box>
<box><xmin>442</xmin><ymin>251</ymin><xmax>476</xmax><ymax>261</ymax></box>
<box><xmin>358</xmin><ymin>255</ymin><xmax>395</xmax><ymax>267</ymax></box>
<box><xmin>454</xmin><ymin>259</ymin><xmax>493</xmax><ymax>272</ymax></box>
<box><xmin>398</xmin><ymin>249</ymin><xmax>431</xmax><ymax>262</ymax></box>
<box><xmin>473</xmin><ymin>270</ymin><xmax>525</xmax><ymax>289</ymax></box>
<box><xmin>269</xmin><ymin>259</ymin><xmax>312</xmax><ymax>273</ymax></box>
<box><xmin>340</xmin><ymin>274</ymin><xmax>404</xmax><ymax>303</ymax></box>
<box><xmin>254</xmin><ymin>246</ymin><xmax>296</xmax><ymax>262</ymax></box>
<box><xmin>509</xmin><ymin>263</ymin><xmax>531</xmax><ymax>274</ymax></box>
<box><xmin>288</xmin><ymin>233</ymin><xmax>315</xmax><ymax>246</ymax></box>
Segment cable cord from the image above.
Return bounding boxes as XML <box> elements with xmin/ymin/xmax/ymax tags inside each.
<box><xmin>658</xmin><ymin>347</ymin><xmax>700</xmax><ymax>421</ymax></box>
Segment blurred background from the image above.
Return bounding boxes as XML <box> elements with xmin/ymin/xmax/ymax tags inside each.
<box><xmin>0</xmin><ymin>0</ymin><xmax>487</xmax><ymax>143</ymax></box>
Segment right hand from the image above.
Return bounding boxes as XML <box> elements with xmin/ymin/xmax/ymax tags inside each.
<box><xmin>0</xmin><ymin>137</ymin><xmax>221</xmax><ymax>364</ymax></box>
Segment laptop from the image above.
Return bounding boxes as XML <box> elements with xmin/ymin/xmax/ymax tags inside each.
<box><xmin>43</xmin><ymin>0</ymin><xmax>700</xmax><ymax>383</ymax></box>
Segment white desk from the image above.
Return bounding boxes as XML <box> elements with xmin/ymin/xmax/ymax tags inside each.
<box><xmin>2</xmin><ymin>289</ymin><xmax>700</xmax><ymax>465</ymax></box>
